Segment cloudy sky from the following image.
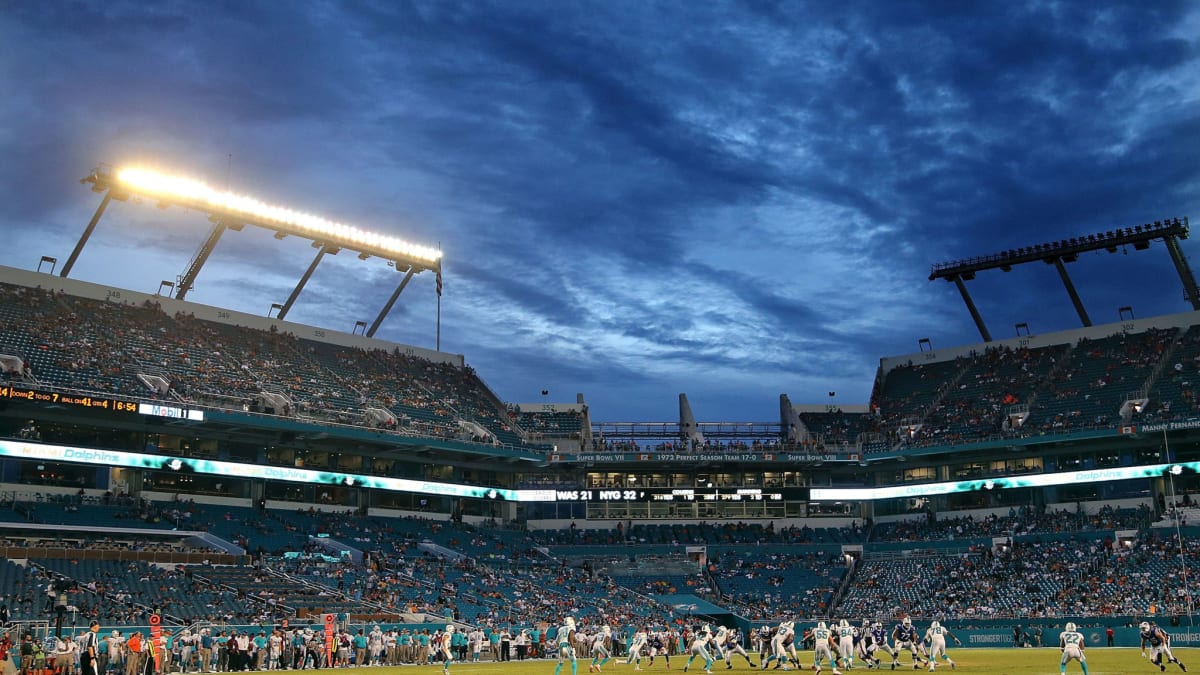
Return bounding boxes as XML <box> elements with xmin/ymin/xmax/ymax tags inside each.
<box><xmin>1</xmin><ymin>1</ymin><xmax>1197</xmax><ymax>421</ymax></box>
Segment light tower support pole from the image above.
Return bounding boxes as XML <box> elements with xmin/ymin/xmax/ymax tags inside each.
<box><xmin>367</xmin><ymin>266</ymin><xmax>416</xmax><ymax>337</ymax></box>
<box><xmin>952</xmin><ymin>275</ymin><xmax>992</xmax><ymax>342</ymax></box>
<box><xmin>61</xmin><ymin>192</ymin><xmax>112</xmax><ymax>278</ymax></box>
<box><xmin>176</xmin><ymin>221</ymin><xmax>229</xmax><ymax>301</ymax></box>
<box><xmin>1053</xmin><ymin>257</ymin><xmax>1092</xmax><ymax>326</ymax></box>
<box><xmin>277</xmin><ymin>245</ymin><xmax>334</xmax><ymax>321</ymax></box>
<box><xmin>1164</xmin><ymin>230</ymin><xmax>1200</xmax><ymax>311</ymax></box>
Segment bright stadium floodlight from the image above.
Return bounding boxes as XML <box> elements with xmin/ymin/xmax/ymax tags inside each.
<box><xmin>71</xmin><ymin>161</ymin><xmax>447</xmax><ymax>343</ymax></box>
<box><xmin>113</xmin><ymin>167</ymin><xmax>442</xmax><ymax>265</ymax></box>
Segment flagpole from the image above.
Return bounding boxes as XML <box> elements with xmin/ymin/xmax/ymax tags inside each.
<box><xmin>436</xmin><ymin>243</ymin><xmax>442</xmax><ymax>352</ymax></box>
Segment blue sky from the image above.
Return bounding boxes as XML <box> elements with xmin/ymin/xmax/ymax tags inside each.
<box><xmin>1</xmin><ymin>1</ymin><xmax>1197</xmax><ymax>421</ymax></box>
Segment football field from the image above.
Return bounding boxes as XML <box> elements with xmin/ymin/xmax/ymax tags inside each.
<box><xmin>386</xmin><ymin>648</ymin><xmax>1196</xmax><ymax>675</ymax></box>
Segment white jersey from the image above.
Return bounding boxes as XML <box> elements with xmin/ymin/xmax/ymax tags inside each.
<box><xmin>811</xmin><ymin>627</ymin><xmax>833</xmax><ymax>658</ymax></box>
<box><xmin>1060</xmin><ymin>631</ymin><xmax>1085</xmax><ymax>660</ymax></box>
<box><xmin>924</xmin><ymin>624</ymin><xmax>953</xmax><ymax>662</ymax></box>
<box><xmin>836</xmin><ymin>624</ymin><xmax>854</xmax><ymax>649</ymax></box>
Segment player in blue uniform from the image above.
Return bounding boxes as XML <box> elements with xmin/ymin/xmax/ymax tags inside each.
<box><xmin>1141</xmin><ymin>621</ymin><xmax>1187</xmax><ymax>672</ymax></box>
<box><xmin>647</xmin><ymin>632</ymin><xmax>670</xmax><ymax>669</ymax></box>
<box><xmin>852</xmin><ymin>622</ymin><xmax>869</xmax><ymax>667</ymax></box>
<box><xmin>864</xmin><ymin>622</ymin><xmax>893</xmax><ymax>670</ymax></box>
<box><xmin>891</xmin><ymin>618</ymin><xmax>927</xmax><ymax>670</ymax></box>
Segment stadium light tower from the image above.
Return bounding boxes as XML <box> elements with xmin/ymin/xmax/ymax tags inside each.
<box><xmin>72</xmin><ymin>163</ymin><xmax>443</xmax><ymax>337</ymax></box>
<box><xmin>930</xmin><ymin>217</ymin><xmax>1195</xmax><ymax>342</ymax></box>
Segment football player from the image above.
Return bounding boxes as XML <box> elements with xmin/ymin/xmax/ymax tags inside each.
<box><xmin>722</xmin><ymin>628</ymin><xmax>756</xmax><ymax>670</ymax></box>
<box><xmin>809</xmin><ymin>621</ymin><xmax>839</xmax><ymax>675</ymax></box>
<box><xmin>1059</xmin><ymin>622</ymin><xmax>1088</xmax><ymax>674</ymax></box>
<box><xmin>683</xmin><ymin>625</ymin><xmax>715</xmax><ymax>675</ymax></box>
<box><xmin>1141</xmin><ymin>621</ymin><xmax>1187</xmax><ymax>672</ymax></box>
<box><xmin>922</xmin><ymin>621</ymin><xmax>959</xmax><ymax>672</ymax></box>
<box><xmin>555</xmin><ymin>618</ymin><xmax>578</xmax><ymax>675</ymax></box>
<box><xmin>891</xmin><ymin>618</ymin><xmax>927</xmax><ymax>670</ymax></box>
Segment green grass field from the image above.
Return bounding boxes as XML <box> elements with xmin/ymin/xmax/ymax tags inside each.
<box><xmin>393</xmin><ymin>648</ymin><xmax>1196</xmax><ymax>675</ymax></box>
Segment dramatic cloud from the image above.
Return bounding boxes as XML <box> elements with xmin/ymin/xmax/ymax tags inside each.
<box><xmin>1</xmin><ymin>0</ymin><xmax>1197</xmax><ymax>420</ymax></box>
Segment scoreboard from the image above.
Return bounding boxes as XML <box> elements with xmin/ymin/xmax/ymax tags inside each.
<box><xmin>0</xmin><ymin>386</ymin><xmax>202</xmax><ymax>420</ymax></box>
<box><xmin>552</xmin><ymin>486</ymin><xmax>810</xmax><ymax>502</ymax></box>
<box><xmin>0</xmin><ymin>385</ymin><xmax>139</xmax><ymax>413</ymax></box>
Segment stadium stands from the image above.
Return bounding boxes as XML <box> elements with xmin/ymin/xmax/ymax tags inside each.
<box><xmin>707</xmin><ymin>549</ymin><xmax>845</xmax><ymax>620</ymax></box>
<box><xmin>1141</xmin><ymin>324</ymin><xmax>1200</xmax><ymax>422</ymax></box>
<box><xmin>838</xmin><ymin>529</ymin><xmax>1200</xmax><ymax>620</ymax></box>
<box><xmin>798</xmin><ymin>409</ymin><xmax>872</xmax><ymax>446</ymax></box>
<box><xmin>1030</xmin><ymin>328</ymin><xmax>1177</xmax><ymax>434</ymax></box>
<box><xmin>0</xmin><ymin>282</ymin><xmax>534</xmax><ymax>450</ymax></box>
<box><xmin>869</xmin><ymin>327</ymin><xmax>1188</xmax><ymax>450</ymax></box>
<box><xmin>515</xmin><ymin>409</ymin><xmax>586</xmax><ymax>439</ymax></box>
<box><xmin>529</xmin><ymin>522</ymin><xmax>865</xmax><ymax>546</ymax></box>
<box><xmin>871</xmin><ymin>505</ymin><xmax>1152</xmax><ymax>543</ymax></box>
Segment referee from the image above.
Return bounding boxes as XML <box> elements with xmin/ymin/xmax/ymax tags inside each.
<box><xmin>82</xmin><ymin>621</ymin><xmax>101</xmax><ymax>675</ymax></box>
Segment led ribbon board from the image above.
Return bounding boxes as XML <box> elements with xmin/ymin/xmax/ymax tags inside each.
<box><xmin>0</xmin><ymin>439</ymin><xmax>556</xmax><ymax>502</ymax></box>
<box><xmin>810</xmin><ymin>462</ymin><xmax>1193</xmax><ymax>501</ymax></box>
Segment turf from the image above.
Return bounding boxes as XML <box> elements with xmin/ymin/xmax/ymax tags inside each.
<box><xmin>381</xmin><ymin>648</ymin><xmax>1196</xmax><ymax>675</ymax></box>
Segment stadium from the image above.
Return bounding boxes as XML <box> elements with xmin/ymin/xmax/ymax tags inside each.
<box><xmin>6</xmin><ymin>9</ymin><xmax>1200</xmax><ymax>675</ymax></box>
<box><xmin>0</xmin><ymin>161</ymin><xmax>1197</xmax><ymax>675</ymax></box>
